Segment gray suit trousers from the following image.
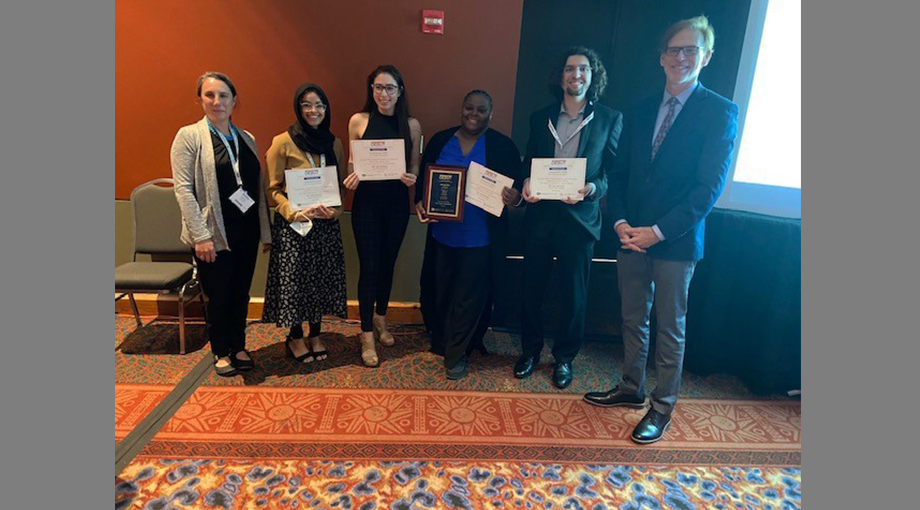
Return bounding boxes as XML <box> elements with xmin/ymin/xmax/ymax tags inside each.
<box><xmin>617</xmin><ymin>249</ymin><xmax>696</xmax><ymax>415</ymax></box>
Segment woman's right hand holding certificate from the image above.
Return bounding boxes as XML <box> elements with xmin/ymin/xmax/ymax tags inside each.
<box><xmin>343</xmin><ymin>172</ymin><xmax>360</xmax><ymax>190</ymax></box>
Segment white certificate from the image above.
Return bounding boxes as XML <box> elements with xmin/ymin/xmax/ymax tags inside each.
<box><xmin>465</xmin><ymin>162</ymin><xmax>515</xmax><ymax>217</ymax></box>
<box><xmin>529</xmin><ymin>158</ymin><xmax>587</xmax><ymax>200</ymax></box>
<box><xmin>285</xmin><ymin>166</ymin><xmax>342</xmax><ymax>210</ymax></box>
<box><xmin>351</xmin><ymin>139</ymin><xmax>406</xmax><ymax>181</ymax></box>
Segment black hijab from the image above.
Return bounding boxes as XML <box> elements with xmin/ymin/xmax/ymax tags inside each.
<box><xmin>288</xmin><ymin>83</ymin><xmax>338</xmax><ymax>166</ymax></box>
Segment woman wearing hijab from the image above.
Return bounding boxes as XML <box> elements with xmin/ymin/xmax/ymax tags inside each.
<box><xmin>262</xmin><ymin>83</ymin><xmax>348</xmax><ymax>363</ymax></box>
<box><xmin>171</xmin><ymin>72</ymin><xmax>272</xmax><ymax>377</ymax></box>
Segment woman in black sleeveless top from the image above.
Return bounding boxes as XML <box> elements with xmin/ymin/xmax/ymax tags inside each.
<box><xmin>344</xmin><ymin>65</ymin><xmax>422</xmax><ymax>367</ymax></box>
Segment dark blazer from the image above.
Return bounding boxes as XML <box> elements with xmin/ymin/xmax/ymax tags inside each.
<box><xmin>416</xmin><ymin>127</ymin><xmax>523</xmax><ymax>338</ymax></box>
<box><xmin>520</xmin><ymin>101</ymin><xmax>623</xmax><ymax>241</ymax></box>
<box><xmin>607</xmin><ymin>84</ymin><xmax>739</xmax><ymax>261</ymax></box>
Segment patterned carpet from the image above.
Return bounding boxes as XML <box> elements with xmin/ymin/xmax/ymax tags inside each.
<box><xmin>115</xmin><ymin>316</ymin><xmax>780</xmax><ymax>399</ymax></box>
<box><xmin>116</xmin><ymin>316</ymin><xmax>801</xmax><ymax>509</ymax></box>
<box><xmin>116</xmin><ymin>317</ymin><xmax>209</xmax><ymax>385</ymax></box>
<box><xmin>117</xmin><ymin>460</ymin><xmax>801</xmax><ymax>510</ymax></box>
<box><xmin>116</xmin><ymin>317</ymin><xmax>211</xmax><ymax>442</ymax></box>
<box><xmin>118</xmin><ymin>385</ymin><xmax>800</xmax><ymax>508</ymax></box>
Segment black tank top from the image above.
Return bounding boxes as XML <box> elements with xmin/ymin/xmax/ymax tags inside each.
<box><xmin>353</xmin><ymin>112</ymin><xmax>410</xmax><ymax>216</ymax></box>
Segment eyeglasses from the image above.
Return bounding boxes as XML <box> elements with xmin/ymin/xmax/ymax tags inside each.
<box><xmin>300</xmin><ymin>102</ymin><xmax>327</xmax><ymax>112</ymax></box>
<box><xmin>371</xmin><ymin>84</ymin><xmax>400</xmax><ymax>95</ymax></box>
<box><xmin>563</xmin><ymin>65</ymin><xmax>591</xmax><ymax>74</ymax></box>
<box><xmin>664</xmin><ymin>46</ymin><xmax>703</xmax><ymax>57</ymax></box>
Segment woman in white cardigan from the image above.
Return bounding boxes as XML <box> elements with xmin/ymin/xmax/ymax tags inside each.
<box><xmin>171</xmin><ymin>72</ymin><xmax>271</xmax><ymax>376</ymax></box>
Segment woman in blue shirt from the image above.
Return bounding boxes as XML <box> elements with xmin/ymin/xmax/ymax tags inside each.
<box><xmin>415</xmin><ymin>90</ymin><xmax>523</xmax><ymax>379</ymax></box>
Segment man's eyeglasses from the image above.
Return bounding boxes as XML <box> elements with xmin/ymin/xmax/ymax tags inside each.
<box><xmin>300</xmin><ymin>102</ymin><xmax>327</xmax><ymax>112</ymax></box>
<box><xmin>563</xmin><ymin>65</ymin><xmax>591</xmax><ymax>74</ymax></box>
<box><xmin>371</xmin><ymin>84</ymin><xmax>400</xmax><ymax>95</ymax></box>
<box><xmin>664</xmin><ymin>46</ymin><xmax>703</xmax><ymax>57</ymax></box>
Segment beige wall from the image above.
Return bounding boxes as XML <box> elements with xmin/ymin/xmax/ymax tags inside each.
<box><xmin>116</xmin><ymin>200</ymin><xmax>425</xmax><ymax>300</ymax></box>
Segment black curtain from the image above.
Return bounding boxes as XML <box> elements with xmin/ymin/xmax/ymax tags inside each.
<box><xmin>684</xmin><ymin>208</ymin><xmax>802</xmax><ymax>394</ymax></box>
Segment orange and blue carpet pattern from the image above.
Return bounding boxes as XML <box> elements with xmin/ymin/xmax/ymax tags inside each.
<box><xmin>116</xmin><ymin>317</ymin><xmax>801</xmax><ymax>508</ymax></box>
<box><xmin>117</xmin><ymin>460</ymin><xmax>801</xmax><ymax>510</ymax></box>
<box><xmin>118</xmin><ymin>387</ymin><xmax>800</xmax><ymax>508</ymax></box>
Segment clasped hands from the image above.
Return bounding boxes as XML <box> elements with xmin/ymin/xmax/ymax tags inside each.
<box><xmin>616</xmin><ymin>222</ymin><xmax>660</xmax><ymax>253</ymax></box>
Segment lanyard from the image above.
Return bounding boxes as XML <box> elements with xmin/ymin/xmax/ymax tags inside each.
<box><xmin>548</xmin><ymin>111</ymin><xmax>595</xmax><ymax>149</ymax></box>
<box><xmin>208</xmin><ymin>120</ymin><xmax>243</xmax><ymax>188</ymax></box>
<box><xmin>304</xmin><ymin>152</ymin><xmax>326</xmax><ymax>169</ymax></box>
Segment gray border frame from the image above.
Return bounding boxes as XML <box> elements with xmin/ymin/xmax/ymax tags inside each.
<box><xmin>1</xmin><ymin>0</ymin><xmax>113</xmax><ymax>507</ymax></box>
<box><xmin>803</xmin><ymin>0</ymin><xmax>916</xmax><ymax>507</ymax></box>
<box><xmin>3</xmin><ymin>0</ymin><xmax>915</xmax><ymax>506</ymax></box>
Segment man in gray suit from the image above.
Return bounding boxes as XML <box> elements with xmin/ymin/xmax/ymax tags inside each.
<box><xmin>584</xmin><ymin>15</ymin><xmax>739</xmax><ymax>444</ymax></box>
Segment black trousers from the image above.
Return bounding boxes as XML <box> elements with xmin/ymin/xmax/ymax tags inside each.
<box><xmin>351</xmin><ymin>206</ymin><xmax>409</xmax><ymax>332</ymax></box>
<box><xmin>289</xmin><ymin>322</ymin><xmax>322</xmax><ymax>339</ymax></box>
<box><xmin>196</xmin><ymin>235</ymin><xmax>259</xmax><ymax>358</ymax></box>
<box><xmin>520</xmin><ymin>222</ymin><xmax>596</xmax><ymax>363</ymax></box>
<box><xmin>433</xmin><ymin>240</ymin><xmax>492</xmax><ymax>370</ymax></box>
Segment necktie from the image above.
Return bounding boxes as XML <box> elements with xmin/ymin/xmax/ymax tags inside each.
<box><xmin>651</xmin><ymin>96</ymin><xmax>679</xmax><ymax>161</ymax></box>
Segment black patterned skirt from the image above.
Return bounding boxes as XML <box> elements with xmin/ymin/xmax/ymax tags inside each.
<box><xmin>262</xmin><ymin>213</ymin><xmax>348</xmax><ymax>327</ymax></box>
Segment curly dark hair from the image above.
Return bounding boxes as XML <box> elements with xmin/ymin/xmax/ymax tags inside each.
<box><xmin>547</xmin><ymin>46</ymin><xmax>608</xmax><ymax>102</ymax></box>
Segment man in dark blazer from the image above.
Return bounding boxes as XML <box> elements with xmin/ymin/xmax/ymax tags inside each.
<box><xmin>515</xmin><ymin>46</ymin><xmax>623</xmax><ymax>389</ymax></box>
<box><xmin>583</xmin><ymin>16</ymin><xmax>739</xmax><ymax>444</ymax></box>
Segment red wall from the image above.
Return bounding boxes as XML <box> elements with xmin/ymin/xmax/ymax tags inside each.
<box><xmin>116</xmin><ymin>0</ymin><xmax>524</xmax><ymax>199</ymax></box>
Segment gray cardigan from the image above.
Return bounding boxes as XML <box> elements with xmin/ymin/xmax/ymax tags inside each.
<box><xmin>170</xmin><ymin>116</ymin><xmax>271</xmax><ymax>251</ymax></box>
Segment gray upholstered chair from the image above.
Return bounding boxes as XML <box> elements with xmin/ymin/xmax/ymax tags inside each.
<box><xmin>116</xmin><ymin>178</ymin><xmax>205</xmax><ymax>354</ymax></box>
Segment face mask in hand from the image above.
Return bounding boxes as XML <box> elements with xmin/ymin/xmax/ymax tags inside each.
<box><xmin>289</xmin><ymin>219</ymin><xmax>313</xmax><ymax>237</ymax></box>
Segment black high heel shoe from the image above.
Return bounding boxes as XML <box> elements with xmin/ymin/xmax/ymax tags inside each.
<box><xmin>285</xmin><ymin>336</ymin><xmax>314</xmax><ymax>364</ymax></box>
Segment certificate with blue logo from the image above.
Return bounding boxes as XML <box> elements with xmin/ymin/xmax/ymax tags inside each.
<box><xmin>465</xmin><ymin>161</ymin><xmax>514</xmax><ymax>217</ymax></box>
<box><xmin>351</xmin><ymin>139</ymin><xmax>406</xmax><ymax>181</ymax></box>
<box><xmin>285</xmin><ymin>166</ymin><xmax>342</xmax><ymax>210</ymax></box>
<box><xmin>530</xmin><ymin>158</ymin><xmax>586</xmax><ymax>200</ymax></box>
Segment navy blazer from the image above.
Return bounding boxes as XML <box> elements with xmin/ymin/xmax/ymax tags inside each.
<box><xmin>521</xmin><ymin>101</ymin><xmax>623</xmax><ymax>241</ymax></box>
<box><xmin>607</xmin><ymin>84</ymin><xmax>739</xmax><ymax>261</ymax></box>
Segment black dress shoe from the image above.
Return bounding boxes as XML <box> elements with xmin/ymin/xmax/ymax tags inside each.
<box><xmin>514</xmin><ymin>355</ymin><xmax>539</xmax><ymax>379</ymax></box>
<box><xmin>631</xmin><ymin>408</ymin><xmax>672</xmax><ymax>444</ymax></box>
<box><xmin>552</xmin><ymin>362</ymin><xmax>573</xmax><ymax>389</ymax></box>
<box><xmin>446</xmin><ymin>355</ymin><xmax>469</xmax><ymax>380</ymax></box>
<box><xmin>583</xmin><ymin>386</ymin><xmax>647</xmax><ymax>408</ymax></box>
<box><xmin>231</xmin><ymin>349</ymin><xmax>255</xmax><ymax>371</ymax></box>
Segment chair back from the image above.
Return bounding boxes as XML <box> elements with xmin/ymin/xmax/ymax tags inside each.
<box><xmin>131</xmin><ymin>178</ymin><xmax>189</xmax><ymax>256</ymax></box>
